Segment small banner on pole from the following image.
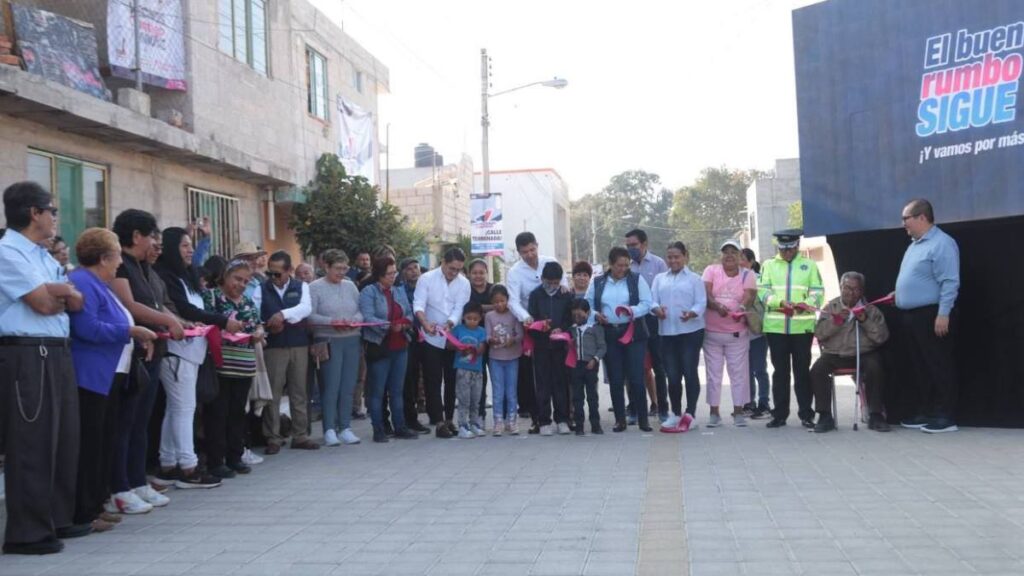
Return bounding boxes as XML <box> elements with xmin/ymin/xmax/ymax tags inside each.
<box><xmin>470</xmin><ymin>193</ymin><xmax>503</xmax><ymax>256</ymax></box>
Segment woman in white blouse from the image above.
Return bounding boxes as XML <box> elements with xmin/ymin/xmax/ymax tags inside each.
<box><xmin>650</xmin><ymin>242</ymin><xmax>706</xmax><ymax>432</ymax></box>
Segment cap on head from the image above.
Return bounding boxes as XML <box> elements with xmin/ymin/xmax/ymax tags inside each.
<box><xmin>773</xmin><ymin>228</ymin><xmax>803</xmax><ymax>250</ymax></box>
<box><xmin>720</xmin><ymin>239</ymin><xmax>742</xmax><ymax>252</ymax></box>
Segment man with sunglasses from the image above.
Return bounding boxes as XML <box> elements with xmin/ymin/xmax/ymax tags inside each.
<box><xmin>758</xmin><ymin>229</ymin><xmax>824</xmax><ymax>429</ymax></box>
<box><xmin>0</xmin><ymin>182</ymin><xmax>85</xmax><ymax>554</ymax></box>
<box><xmin>260</xmin><ymin>251</ymin><xmax>317</xmax><ymax>453</ymax></box>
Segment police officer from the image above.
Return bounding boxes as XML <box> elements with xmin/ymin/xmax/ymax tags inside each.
<box><xmin>758</xmin><ymin>229</ymin><xmax>824</xmax><ymax>429</ymax></box>
<box><xmin>0</xmin><ymin>181</ymin><xmax>87</xmax><ymax>554</ymax></box>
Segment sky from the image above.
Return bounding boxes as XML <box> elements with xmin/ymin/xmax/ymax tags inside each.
<box><xmin>311</xmin><ymin>0</ymin><xmax>822</xmax><ymax>199</ymax></box>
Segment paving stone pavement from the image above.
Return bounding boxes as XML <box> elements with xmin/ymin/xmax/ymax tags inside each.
<box><xmin>2</xmin><ymin>379</ymin><xmax>1024</xmax><ymax>576</ymax></box>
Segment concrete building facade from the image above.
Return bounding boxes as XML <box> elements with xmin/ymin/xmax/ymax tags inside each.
<box><xmin>384</xmin><ymin>152</ymin><xmax>473</xmax><ymax>266</ymax></box>
<box><xmin>474</xmin><ymin>169</ymin><xmax>572</xmax><ymax>271</ymax></box>
<box><xmin>0</xmin><ymin>0</ymin><xmax>387</xmax><ymax>261</ymax></box>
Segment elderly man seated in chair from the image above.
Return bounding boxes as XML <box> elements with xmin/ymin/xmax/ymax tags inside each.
<box><xmin>810</xmin><ymin>271</ymin><xmax>890</xmax><ymax>433</ymax></box>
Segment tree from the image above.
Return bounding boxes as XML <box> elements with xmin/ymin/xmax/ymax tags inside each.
<box><xmin>670</xmin><ymin>167</ymin><xmax>761</xmax><ymax>270</ymax></box>
<box><xmin>291</xmin><ymin>154</ymin><xmax>427</xmax><ymax>260</ymax></box>
<box><xmin>787</xmin><ymin>201</ymin><xmax>803</xmax><ymax>229</ymax></box>
<box><xmin>569</xmin><ymin>170</ymin><xmax>675</xmax><ymax>265</ymax></box>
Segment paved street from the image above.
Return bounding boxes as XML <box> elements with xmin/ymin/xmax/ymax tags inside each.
<box><xmin>2</xmin><ymin>379</ymin><xmax>1024</xmax><ymax>576</ymax></box>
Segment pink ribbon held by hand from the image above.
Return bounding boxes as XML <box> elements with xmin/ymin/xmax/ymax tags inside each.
<box><xmin>614</xmin><ymin>306</ymin><xmax>636</xmax><ymax>345</ymax></box>
<box><xmin>526</xmin><ymin>320</ymin><xmax>549</xmax><ymax>332</ymax></box>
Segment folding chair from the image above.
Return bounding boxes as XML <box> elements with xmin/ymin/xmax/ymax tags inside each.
<box><xmin>827</xmin><ymin>321</ymin><xmax>867</xmax><ymax>430</ymax></box>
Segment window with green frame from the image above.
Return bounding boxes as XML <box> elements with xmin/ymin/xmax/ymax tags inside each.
<box><xmin>26</xmin><ymin>150</ymin><xmax>108</xmax><ymax>260</ymax></box>
<box><xmin>218</xmin><ymin>0</ymin><xmax>268</xmax><ymax>75</ymax></box>
<box><xmin>306</xmin><ymin>47</ymin><xmax>328</xmax><ymax>120</ymax></box>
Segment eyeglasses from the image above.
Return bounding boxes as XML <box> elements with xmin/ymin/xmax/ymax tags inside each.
<box><xmin>901</xmin><ymin>214</ymin><xmax>917</xmax><ymax>222</ymax></box>
<box><xmin>36</xmin><ymin>206</ymin><xmax>58</xmax><ymax>216</ymax></box>
<box><xmin>265</xmin><ymin>271</ymin><xmax>283</xmax><ymax>278</ymax></box>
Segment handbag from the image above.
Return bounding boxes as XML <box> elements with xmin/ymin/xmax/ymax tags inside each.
<box><xmin>124</xmin><ymin>356</ymin><xmax>150</xmax><ymax>395</ymax></box>
<box><xmin>195</xmin><ymin>352</ymin><xmax>219</xmax><ymax>404</ymax></box>
<box><xmin>742</xmin><ymin>270</ymin><xmax>765</xmax><ymax>335</ymax></box>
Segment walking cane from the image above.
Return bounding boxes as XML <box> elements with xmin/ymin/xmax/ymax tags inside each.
<box><xmin>853</xmin><ymin>317</ymin><xmax>861</xmax><ymax>431</ymax></box>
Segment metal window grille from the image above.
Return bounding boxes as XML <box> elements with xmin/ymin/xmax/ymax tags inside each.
<box><xmin>187</xmin><ymin>187</ymin><xmax>240</xmax><ymax>259</ymax></box>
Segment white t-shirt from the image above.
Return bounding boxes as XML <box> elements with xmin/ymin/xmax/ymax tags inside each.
<box><xmin>112</xmin><ymin>294</ymin><xmax>135</xmax><ymax>374</ymax></box>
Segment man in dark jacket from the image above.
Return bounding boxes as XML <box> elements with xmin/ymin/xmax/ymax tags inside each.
<box><xmin>527</xmin><ymin>262</ymin><xmax>574</xmax><ymax>436</ymax></box>
<box><xmin>261</xmin><ymin>251</ymin><xmax>319</xmax><ymax>453</ymax></box>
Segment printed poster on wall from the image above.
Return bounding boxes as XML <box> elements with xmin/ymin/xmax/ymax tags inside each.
<box><xmin>470</xmin><ymin>193</ymin><xmax>503</xmax><ymax>256</ymax></box>
<box><xmin>107</xmin><ymin>0</ymin><xmax>187</xmax><ymax>90</ymax></box>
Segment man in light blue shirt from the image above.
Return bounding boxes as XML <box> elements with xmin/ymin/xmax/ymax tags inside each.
<box><xmin>0</xmin><ymin>181</ymin><xmax>86</xmax><ymax>554</ymax></box>
<box><xmin>894</xmin><ymin>198</ymin><xmax>960</xmax><ymax>434</ymax></box>
<box><xmin>586</xmin><ymin>246</ymin><xmax>653</xmax><ymax>432</ymax></box>
<box><xmin>625</xmin><ymin>228</ymin><xmax>669</xmax><ymax>420</ymax></box>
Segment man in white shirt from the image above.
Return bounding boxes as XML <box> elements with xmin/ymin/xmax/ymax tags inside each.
<box><xmin>414</xmin><ymin>247</ymin><xmax>471</xmax><ymax>438</ymax></box>
<box><xmin>260</xmin><ymin>251</ymin><xmax>317</xmax><ymax>454</ymax></box>
<box><xmin>626</xmin><ymin>228</ymin><xmax>669</xmax><ymax>421</ymax></box>
<box><xmin>506</xmin><ymin>232</ymin><xmax>559</xmax><ymax>432</ymax></box>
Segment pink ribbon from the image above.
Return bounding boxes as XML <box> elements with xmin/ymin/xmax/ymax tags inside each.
<box><xmin>553</xmin><ymin>331</ymin><xmax>577</xmax><ymax>368</ymax></box>
<box><xmin>155</xmin><ymin>325</ymin><xmax>214</xmax><ymax>340</ymax></box>
<box><xmin>310</xmin><ymin>321</ymin><xmax>392</xmax><ymax>328</ymax></box>
<box><xmin>614</xmin><ymin>306</ymin><xmax>635</xmax><ymax>345</ymax></box>
<box><xmin>850</xmin><ymin>294</ymin><xmax>895</xmax><ymax>316</ymax></box>
<box><xmin>521</xmin><ymin>320</ymin><xmax>550</xmax><ymax>358</ymax></box>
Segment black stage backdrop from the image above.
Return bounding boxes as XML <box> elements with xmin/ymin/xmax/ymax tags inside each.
<box><xmin>827</xmin><ymin>215</ymin><xmax>1024</xmax><ymax>427</ymax></box>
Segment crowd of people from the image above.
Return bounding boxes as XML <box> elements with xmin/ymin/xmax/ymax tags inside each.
<box><xmin>0</xmin><ymin>179</ymin><xmax>960</xmax><ymax>555</ymax></box>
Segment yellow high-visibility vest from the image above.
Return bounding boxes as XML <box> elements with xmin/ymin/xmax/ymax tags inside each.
<box><xmin>757</xmin><ymin>254</ymin><xmax>824</xmax><ymax>335</ymax></box>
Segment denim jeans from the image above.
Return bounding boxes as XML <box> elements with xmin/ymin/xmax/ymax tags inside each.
<box><xmin>320</xmin><ymin>336</ymin><xmax>361</xmax><ymax>433</ymax></box>
<box><xmin>368</xmin><ymin>347</ymin><xmax>408</xmax><ymax>433</ymax></box>
<box><xmin>605</xmin><ymin>328</ymin><xmax>648</xmax><ymax>427</ymax></box>
<box><xmin>661</xmin><ymin>329</ymin><xmax>704</xmax><ymax>416</ymax></box>
<box><xmin>488</xmin><ymin>358</ymin><xmax>519</xmax><ymax>422</ymax></box>
<box><xmin>748</xmin><ymin>335</ymin><xmax>770</xmax><ymax>407</ymax></box>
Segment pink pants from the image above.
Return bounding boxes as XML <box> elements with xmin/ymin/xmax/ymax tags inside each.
<box><xmin>703</xmin><ymin>330</ymin><xmax>751</xmax><ymax>408</ymax></box>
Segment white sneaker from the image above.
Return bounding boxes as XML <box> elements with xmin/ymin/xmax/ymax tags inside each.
<box><xmin>339</xmin><ymin>428</ymin><xmax>361</xmax><ymax>445</ymax></box>
<box><xmin>113</xmin><ymin>490</ymin><xmax>153</xmax><ymax>515</ymax></box>
<box><xmin>707</xmin><ymin>414</ymin><xmax>723</xmax><ymax>428</ymax></box>
<box><xmin>241</xmin><ymin>448</ymin><xmax>264</xmax><ymax>465</ymax></box>
<box><xmin>661</xmin><ymin>413</ymin><xmax>681</xmax><ymax>430</ymax></box>
<box><xmin>540</xmin><ymin>424</ymin><xmax>554</xmax><ymax>436</ymax></box>
<box><xmin>470</xmin><ymin>424</ymin><xmax>486</xmax><ymax>437</ymax></box>
<box><xmin>324</xmin><ymin>429</ymin><xmax>341</xmax><ymax>447</ymax></box>
<box><xmin>458</xmin><ymin>425</ymin><xmax>475</xmax><ymax>439</ymax></box>
<box><xmin>556</xmin><ymin>422</ymin><xmax>571</xmax><ymax>435</ymax></box>
<box><xmin>134</xmin><ymin>484</ymin><xmax>170</xmax><ymax>507</ymax></box>
<box><xmin>103</xmin><ymin>499</ymin><xmax>120</xmax><ymax>515</ymax></box>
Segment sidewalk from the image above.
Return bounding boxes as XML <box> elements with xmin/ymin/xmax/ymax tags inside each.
<box><xmin>1</xmin><ymin>380</ymin><xmax>1023</xmax><ymax>575</ymax></box>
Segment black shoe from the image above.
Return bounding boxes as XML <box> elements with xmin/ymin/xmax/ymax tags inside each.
<box><xmin>209</xmin><ymin>464</ymin><xmax>237</xmax><ymax>479</ymax></box>
<box><xmin>394</xmin><ymin>428</ymin><xmax>419</xmax><ymax>439</ymax></box>
<box><xmin>900</xmin><ymin>415</ymin><xmax>930</xmax><ymax>429</ymax></box>
<box><xmin>175</xmin><ymin>470</ymin><xmax>222</xmax><ymax>489</ymax></box>
<box><xmin>152</xmin><ymin>467</ymin><xmax>182</xmax><ymax>488</ymax></box>
<box><xmin>575</xmin><ymin>428</ymin><xmax>585</xmax><ymax>436</ymax></box>
<box><xmin>227</xmin><ymin>462</ymin><xmax>251</xmax><ymax>475</ymax></box>
<box><xmin>921</xmin><ymin>418</ymin><xmax>959</xmax><ymax>434</ymax></box>
<box><xmin>528</xmin><ymin>423</ymin><xmax>540</xmax><ymax>435</ymax></box>
<box><xmin>868</xmin><ymin>413</ymin><xmax>891</xmax><ymax>432</ymax></box>
<box><xmin>409</xmin><ymin>420</ymin><xmax>431</xmax><ymax>434</ymax></box>
<box><xmin>591</xmin><ymin>422</ymin><xmax>604</xmax><ymax>435</ymax></box>
<box><xmin>813</xmin><ymin>415</ymin><xmax>835</xmax><ymax>433</ymax></box>
<box><xmin>750</xmin><ymin>407</ymin><xmax>771</xmax><ymax>420</ymax></box>
<box><xmin>766</xmin><ymin>418</ymin><xmax>787</xmax><ymax>429</ymax></box>
<box><xmin>801</xmin><ymin>418</ymin><xmax>816</xmax><ymax>429</ymax></box>
<box><xmin>373</xmin><ymin>429</ymin><xmax>389</xmax><ymax>443</ymax></box>
<box><xmin>384</xmin><ymin>422</ymin><xmax>396</xmax><ymax>437</ymax></box>
<box><xmin>638</xmin><ymin>424</ymin><xmax>653</xmax><ymax>432</ymax></box>
<box><xmin>55</xmin><ymin>523</ymin><xmax>93</xmax><ymax>539</ymax></box>
<box><xmin>3</xmin><ymin>536</ymin><xmax>63</xmax><ymax>555</ymax></box>
<box><xmin>435</xmin><ymin>424</ymin><xmax>454</xmax><ymax>439</ymax></box>
<box><xmin>613</xmin><ymin>420</ymin><xmax>627</xmax><ymax>433</ymax></box>
<box><xmin>446</xmin><ymin>421</ymin><xmax>458</xmax><ymax>435</ymax></box>
<box><xmin>607</xmin><ymin>406</ymin><xmax>614</xmax><ymax>412</ymax></box>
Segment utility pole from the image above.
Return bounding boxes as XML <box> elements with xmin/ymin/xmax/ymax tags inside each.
<box><xmin>133</xmin><ymin>0</ymin><xmax>143</xmax><ymax>90</ymax></box>
<box><xmin>480</xmin><ymin>48</ymin><xmax>495</xmax><ymax>281</ymax></box>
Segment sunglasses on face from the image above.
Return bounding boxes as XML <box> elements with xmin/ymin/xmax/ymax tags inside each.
<box><xmin>265</xmin><ymin>271</ymin><xmax>284</xmax><ymax>278</ymax></box>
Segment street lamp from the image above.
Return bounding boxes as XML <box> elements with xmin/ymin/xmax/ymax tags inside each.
<box><xmin>480</xmin><ymin>48</ymin><xmax>566</xmax><ymax>278</ymax></box>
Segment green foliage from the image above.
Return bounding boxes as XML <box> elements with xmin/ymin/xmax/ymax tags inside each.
<box><xmin>787</xmin><ymin>201</ymin><xmax>803</xmax><ymax>229</ymax></box>
<box><xmin>291</xmin><ymin>154</ymin><xmax>427</xmax><ymax>260</ymax></box>
<box><xmin>670</xmin><ymin>167</ymin><xmax>761</xmax><ymax>270</ymax></box>
<box><xmin>569</xmin><ymin>170</ymin><xmax>675</xmax><ymax>265</ymax></box>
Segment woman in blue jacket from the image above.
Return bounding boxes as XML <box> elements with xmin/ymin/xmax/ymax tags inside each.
<box><xmin>359</xmin><ymin>256</ymin><xmax>418</xmax><ymax>443</ymax></box>
<box><xmin>68</xmin><ymin>229</ymin><xmax>156</xmax><ymax>530</ymax></box>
